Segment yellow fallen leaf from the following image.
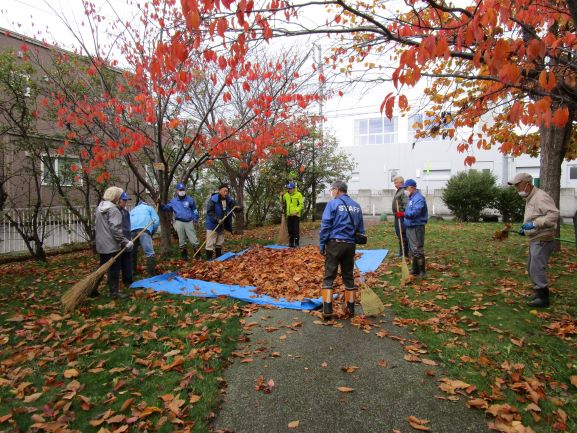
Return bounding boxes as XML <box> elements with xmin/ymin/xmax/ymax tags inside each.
<box><xmin>189</xmin><ymin>394</ymin><xmax>201</xmax><ymax>404</ymax></box>
<box><xmin>337</xmin><ymin>387</ymin><xmax>354</xmax><ymax>393</ymax></box>
<box><xmin>23</xmin><ymin>392</ymin><xmax>43</xmax><ymax>403</ymax></box>
<box><xmin>288</xmin><ymin>420</ymin><xmax>300</xmax><ymax>429</ymax></box>
<box><xmin>63</xmin><ymin>369</ymin><xmax>79</xmax><ymax>378</ymax></box>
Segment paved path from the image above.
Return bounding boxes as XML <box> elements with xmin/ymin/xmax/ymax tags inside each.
<box><xmin>213</xmin><ymin>217</ymin><xmax>489</xmax><ymax>433</ymax></box>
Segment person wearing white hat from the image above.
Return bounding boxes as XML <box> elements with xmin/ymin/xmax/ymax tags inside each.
<box><xmin>508</xmin><ymin>172</ymin><xmax>559</xmax><ymax>307</ymax></box>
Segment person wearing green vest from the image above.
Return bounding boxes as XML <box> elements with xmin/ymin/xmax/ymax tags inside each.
<box><xmin>282</xmin><ymin>182</ymin><xmax>304</xmax><ymax>247</ymax></box>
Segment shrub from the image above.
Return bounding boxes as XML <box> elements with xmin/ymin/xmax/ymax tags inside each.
<box><xmin>493</xmin><ymin>186</ymin><xmax>525</xmax><ymax>222</ymax></box>
<box><xmin>442</xmin><ymin>170</ymin><xmax>497</xmax><ymax>221</ymax></box>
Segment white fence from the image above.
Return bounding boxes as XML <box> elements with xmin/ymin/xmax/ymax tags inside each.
<box><xmin>0</xmin><ymin>206</ymin><xmax>94</xmax><ymax>254</ymax></box>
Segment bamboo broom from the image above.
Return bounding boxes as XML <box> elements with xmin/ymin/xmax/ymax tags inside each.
<box><xmin>396</xmin><ymin>199</ymin><xmax>411</xmax><ymax>287</ymax></box>
<box><xmin>358</xmin><ymin>264</ymin><xmax>385</xmax><ymax>317</ymax></box>
<box><xmin>61</xmin><ymin>219</ymin><xmax>155</xmax><ymax>312</ymax></box>
<box><xmin>276</xmin><ymin>193</ymin><xmax>289</xmax><ymax>245</ymax></box>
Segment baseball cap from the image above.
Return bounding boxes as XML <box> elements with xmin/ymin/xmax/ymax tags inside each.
<box><xmin>286</xmin><ymin>182</ymin><xmax>295</xmax><ymax>189</ymax></box>
<box><xmin>507</xmin><ymin>173</ymin><xmax>532</xmax><ymax>185</ymax></box>
<box><xmin>402</xmin><ymin>179</ymin><xmax>417</xmax><ymax>188</ymax></box>
<box><xmin>176</xmin><ymin>182</ymin><xmax>186</xmax><ymax>190</ymax></box>
<box><xmin>120</xmin><ymin>192</ymin><xmax>131</xmax><ymax>201</ymax></box>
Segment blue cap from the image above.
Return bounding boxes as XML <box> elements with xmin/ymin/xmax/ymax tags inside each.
<box><xmin>120</xmin><ymin>192</ymin><xmax>131</xmax><ymax>201</ymax></box>
<box><xmin>286</xmin><ymin>182</ymin><xmax>295</xmax><ymax>189</ymax></box>
<box><xmin>176</xmin><ymin>182</ymin><xmax>186</xmax><ymax>190</ymax></box>
<box><xmin>402</xmin><ymin>179</ymin><xmax>417</xmax><ymax>188</ymax></box>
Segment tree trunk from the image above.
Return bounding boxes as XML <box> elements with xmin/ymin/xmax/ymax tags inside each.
<box><xmin>539</xmin><ymin>107</ymin><xmax>573</xmax><ymax>251</ymax></box>
<box><xmin>233</xmin><ymin>180</ymin><xmax>246</xmax><ymax>234</ymax></box>
<box><xmin>159</xmin><ymin>211</ymin><xmax>173</xmax><ymax>257</ymax></box>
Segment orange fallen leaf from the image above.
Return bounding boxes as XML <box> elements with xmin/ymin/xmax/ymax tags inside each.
<box><xmin>189</xmin><ymin>394</ymin><xmax>201</xmax><ymax>404</ymax></box>
<box><xmin>288</xmin><ymin>420</ymin><xmax>300</xmax><ymax>429</ymax></box>
<box><xmin>337</xmin><ymin>387</ymin><xmax>354</xmax><ymax>393</ymax></box>
<box><xmin>341</xmin><ymin>366</ymin><xmax>360</xmax><ymax>373</ymax></box>
<box><xmin>570</xmin><ymin>376</ymin><xmax>577</xmax><ymax>388</ymax></box>
<box><xmin>63</xmin><ymin>369</ymin><xmax>79</xmax><ymax>378</ymax></box>
<box><xmin>408</xmin><ymin>415</ymin><xmax>430</xmax><ymax>431</ymax></box>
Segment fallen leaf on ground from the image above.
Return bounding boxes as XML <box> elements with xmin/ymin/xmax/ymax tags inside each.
<box><xmin>337</xmin><ymin>387</ymin><xmax>354</xmax><ymax>393</ymax></box>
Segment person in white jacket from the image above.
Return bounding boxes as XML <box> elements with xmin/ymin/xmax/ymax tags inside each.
<box><xmin>509</xmin><ymin>173</ymin><xmax>560</xmax><ymax>308</ymax></box>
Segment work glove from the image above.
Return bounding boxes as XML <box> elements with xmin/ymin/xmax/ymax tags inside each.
<box><xmin>395</xmin><ymin>211</ymin><xmax>405</xmax><ymax>218</ymax></box>
<box><xmin>518</xmin><ymin>229</ymin><xmax>525</xmax><ymax>236</ymax></box>
<box><xmin>125</xmin><ymin>240</ymin><xmax>134</xmax><ymax>251</ymax></box>
<box><xmin>521</xmin><ymin>221</ymin><xmax>535</xmax><ymax>231</ymax></box>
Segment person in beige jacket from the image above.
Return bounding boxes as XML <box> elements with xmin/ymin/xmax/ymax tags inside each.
<box><xmin>508</xmin><ymin>173</ymin><xmax>560</xmax><ymax>308</ymax></box>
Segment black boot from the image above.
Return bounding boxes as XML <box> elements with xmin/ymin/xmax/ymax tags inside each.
<box><xmin>288</xmin><ymin>236</ymin><xmax>295</xmax><ymax>248</ymax></box>
<box><xmin>180</xmin><ymin>247</ymin><xmax>188</xmax><ymax>260</ymax></box>
<box><xmin>146</xmin><ymin>256</ymin><xmax>156</xmax><ymax>276</ymax></box>
<box><xmin>527</xmin><ymin>289</ymin><xmax>538</xmax><ymax>301</ymax></box>
<box><xmin>321</xmin><ymin>288</ymin><xmax>333</xmax><ymax>320</ymax></box>
<box><xmin>527</xmin><ymin>288</ymin><xmax>549</xmax><ymax>308</ymax></box>
<box><xmin>109</xmin><ymin>272</ymin><xmax>128</xmax><ymax>299</ymax></box>
<box><xmin>294</xmin><ymin>235</ymin><xmax>300</xmax><ymax>248</ymax></box>
<box><xmin>410</xmin><ymin>258</ymin><xmax>419</xmax><ymax>276</ymax></box>
<box><xmin>215</xmin><ymin>247</ymin><xmax>222</xmax><ymax>258</ymax></box>
<box><xmin>418</xmin><ymin>257</ymin><xmax>426</xmax><ymax>278</ymax></box>
<box><xmin>205</xmin><ymin>250</ymin><xmax>214</xmax><ymax>260</ymax></box>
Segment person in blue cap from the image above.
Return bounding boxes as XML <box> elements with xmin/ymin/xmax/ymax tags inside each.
<box><xmin>282</xmin><ymin>182</ymin><xmax>304</xmax><ymax>247</ymax></box>
<box><xmin>395</xmin><ymin>179</ymin><xmax>428</xmax><ymax>278</ymax></box>
<box><xmin>205</xmin><ymin>183</ymin><xmax>241</xmax><ymax>260</ymax></box>
<box><xmin>160</xmin><ymin>182</ymin><xmax>199</xmax><ymax>260</ymax></box>
<box><xmin>130</xmin><ymin>197</ymin><xmax>160</xmax><ymax>276</ymax></box>
<box><xmin>319</xmin><ymin>180</ymin><xmax>364</xmax><ymax>320</ymax></box>
<box><xmin>118</xmin><ymin>191</ymin><xmax>134</xmax><ymax>289</ymax></box>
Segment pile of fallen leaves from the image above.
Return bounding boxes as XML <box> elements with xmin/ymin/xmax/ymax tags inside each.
<box><xmin>175</xmin><ymin>245</ymin><xmax>361</xmax><ymax>302</ymax></box>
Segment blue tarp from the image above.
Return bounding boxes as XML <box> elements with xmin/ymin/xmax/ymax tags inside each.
<box><xmin>131</xmin><ymin>247</ymin><xmax>388</xmax><ymax>310</ymax></box>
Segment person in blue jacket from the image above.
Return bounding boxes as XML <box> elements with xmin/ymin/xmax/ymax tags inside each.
<box><xmin>319</xmin><ymin>180</ymin><xmax>365</xmax><ymax>320</ymax></box>
<box><xmin>130</xmin><ymin>199</ymin><xmax>160</xmax><ymax>276</ymax></box>
<box><xmin>395</xmin><ymin>178</ymin><xmax>428</xmax><ymax>277</ymax></box>
<box><xmin>205</xmin><ymin>183</ymin><xmax>240</xmax><ymax>260</ymax></box>
<box><xmin>161</xmin><ymin>183</ymin><xmax>199</xmax><ymax>260</ymax></box>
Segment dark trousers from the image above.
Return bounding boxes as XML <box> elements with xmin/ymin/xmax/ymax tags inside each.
<box><xmin>287</xmin><ymin>215</ymin><xmax>300</xmax><ymax>246</ymax></box>
<box><xmin>99</xmin><ymin>252</ymin><xmax>121</xmax><ymax>293</ymax></box>
<box><xmin>119</xmin><ymin>250</ymin><xmax>133</xmax><ymax>286</ymax></box>
<box><xmin>394</xmin><ymin>216</ymin><xmax>409</xmax><ymax>256</ymax></box>
<box><xmin>323</xmin><ymin>240</ymin><xmax>356</xmax><ymax>289</ymax></box>
<box><xmin>406</xmin><ymin>225</ymin><xmax>425</xmax><ymax>258</ymax></box>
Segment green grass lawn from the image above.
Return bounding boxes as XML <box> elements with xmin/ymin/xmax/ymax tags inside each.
<box><xmin>0</xmin><ymin>220</ymin><xmax>575</xmax><ymax>432</ymax></box>
<box><xmin>367</xmin><ymin>219</ymin><xmax>577</xmax><ymax>433</ymax></box>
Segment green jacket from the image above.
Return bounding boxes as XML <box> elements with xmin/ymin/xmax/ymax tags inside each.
<box><xmin>282</xmin><ymin>189</ymin><xmax>304</xmax><ymax>217</ymax></box>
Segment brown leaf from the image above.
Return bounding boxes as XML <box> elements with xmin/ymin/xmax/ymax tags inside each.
<box><xmin>341</xmin><ymin>366</ymin><xmax>360</xmax><ymax>373</ymax></box>
<box><xmin>63</xmin><ymin>368</ymin><xmax>79</xmax><ymax>378</ymax></box>
<box><xmin>337</xmin><ymin>387</ymin><xmax>354</xmax><ymax>393</ymax></box>
<box><xmin>23</xmin><ymin>392</ymin><xmax>43</xmax><ymax>403</ymax></box>
<box><xmin>288</xmin><ymin>420</ymin><xmax>300</xmax><ymax>429</ymax></box>
<box><xmin>422</xmin><ymin>359</ymin><xmax>438</xmax><ymax>366</ymax></box>
<box><xmin>189</xmin><ymin>394</ymin><xmax>201</xmax><ymax>404</ymax></box>
<box><xmin>467</xmin><ymin>398</ymin><xmax>489</xmax><ymax>409</ymax></box>
<box><xmin>570</xmin><ymin>375</ymin><xmax>577</xmax><ymax>388</ymax></box>
<box><xmin>407</xmin><ymin>415</ymin><xmax>430</xmax><ymax>431</ymax></box>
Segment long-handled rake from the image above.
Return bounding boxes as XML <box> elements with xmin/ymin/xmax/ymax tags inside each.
<box><xmin>61</xmin><ymin>219</ymin><xmax>155</xmax><ymax>312</ymax></box>
<box><xmin>193</xmin><ymin>206</ymin><xmax>239</xmax><ymax>259</ymax></box>
<box><xmin>396</xmin><ymin>199</ymin><xmax>411</xmax><ymax>287</ymax></box>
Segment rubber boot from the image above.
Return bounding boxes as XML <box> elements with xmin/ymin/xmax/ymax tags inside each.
<box><xmin>410</xmin><ymin>258</ymin><xmax>419</xmax><ymax>276</ymax></box>
<box><xmin>418</xmin><ymin>257</ymin><xmax>426</xmax><ymax>278</ymax></box>
<box><xmin>205</xmin><ymin>249</ymin><xmax>214</xmax><ymax>260</ymax></box>
<box><xmin>180</xmin><ymin>247</ymin><xmax>188</xmax><ymax>260</ymax></box>
<box><xmin>345</xmin><ymin>289</ymin><xmax>355</xmax><ymax>317</ymax></box>
<box><xmin>146</xmin><ymin>256</ymin><xmax>156</xmax><ymax>276</ymax></box>
<box><xmin>321</xmin><ymin>288</ymin><xmax>333</xmax><ymax>320</ymax></box>
<box><xmin>527</xmin><ymin>289</ymin><xmax>538</xmax><ymax>301</ymax></box>
<box><xmin>215</xmin><ymin>247</ymin><xmax>222</xmax><ymax>258</ymax></box>
<box><xmin>294</xmin><ymin>235</ymin><xmax>300</xmax><ymax>248</ymax></box>
<box><xmin>527</xmin><ymin>288</ymin><xmax>549</xmax><ymax>308</ymax></box>
<box><xmin>109</xmin><ymin>272</ymin><xmax>127</xmax><ymax>299</ymax></box>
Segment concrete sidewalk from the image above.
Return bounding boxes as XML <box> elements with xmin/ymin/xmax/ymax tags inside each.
<box><xmin>213</xmin><ymin>223</ymin><xmax>489</xmax><ymax>433</ymax></box>
<box><xmin>213</xmin><ymin>308</ymin><xmax>489</xmax><ymax>433</ymax></box>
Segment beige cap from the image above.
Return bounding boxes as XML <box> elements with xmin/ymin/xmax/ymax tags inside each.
<box><xmin>507</xmin><ymin>172</ymin><xmax>533</xmax><ymax>185</ymax></box>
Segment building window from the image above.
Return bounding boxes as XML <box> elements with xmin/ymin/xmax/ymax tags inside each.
<box><xmin>422</xmin><ymin>168</ymin><xmax>451</xmax><ymax>180</ymax></box>
<box><xmin>354</xmin><ymin>117</ymin><xmax>396</xmax><ymax>146</ymax></box>
<box><xmin>569</xmin><ymin>166</ymin><xmax>577</xmax><ymax>180</ymax></box>
<box><xmin>351</xmin><ymin>171</ymin><xmax>360</xmax><ymax>182</ymax></box>
<box><xmin>42</xmin><ymin>156</ymin><xmax>82</xmax><ymax>186</ymax></box>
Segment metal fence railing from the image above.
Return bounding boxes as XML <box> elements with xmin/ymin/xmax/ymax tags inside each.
<box><xmin>0</xmin><ymin>206</ymin><xmax>94</xmax><ymax>254</ymax></box>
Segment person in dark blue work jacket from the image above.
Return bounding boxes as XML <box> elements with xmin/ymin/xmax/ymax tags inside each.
<box><xmin>319</xmin><ymin>180</ymin><xmax>365</xmax><ymax>320</ymax></box>
<box><xmin>205</xmin><ymin>183</ymin><xmax>241</xmax><ymax>260</ymax></box>
<box><xmin>395</xmin><ymin>178</ymin><xmax>428</xmax><ymax>277</ymax></box>
<box><xmin>161</xmin><ymin>183</ymin><xmax>199</xmax><ymax>260</ymax></box>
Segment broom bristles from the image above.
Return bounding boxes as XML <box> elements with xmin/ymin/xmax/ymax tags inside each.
<box><xmin>400</xmin><ymin>260</ymin><xmax>411</xmax><ymax>288</ymax></box>
<box><xmin>277</xmin><ymin>214</ymin><xmax>289</xmax><ymax>245</ymax></box>
<box><xmin>360</xmin><ymin>286</ymin><xmax>385</xmax><ymax>317</ymax></box>
<box><xmin>61</xmin><ymin>260</ymin><xmax>114</xmax><ymax>312</ymax></box>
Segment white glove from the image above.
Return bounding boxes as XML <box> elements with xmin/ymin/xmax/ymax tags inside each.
<box><xmin>125</xmin><ymin>240</ymin><xmax>134</xmax><ymax>251</ymax></box>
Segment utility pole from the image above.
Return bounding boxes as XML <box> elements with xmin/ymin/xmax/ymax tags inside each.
<box><xmin>312</xmin><ymin>43</ymin><xmax>325</xmax><ymax>221</ymax></box>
